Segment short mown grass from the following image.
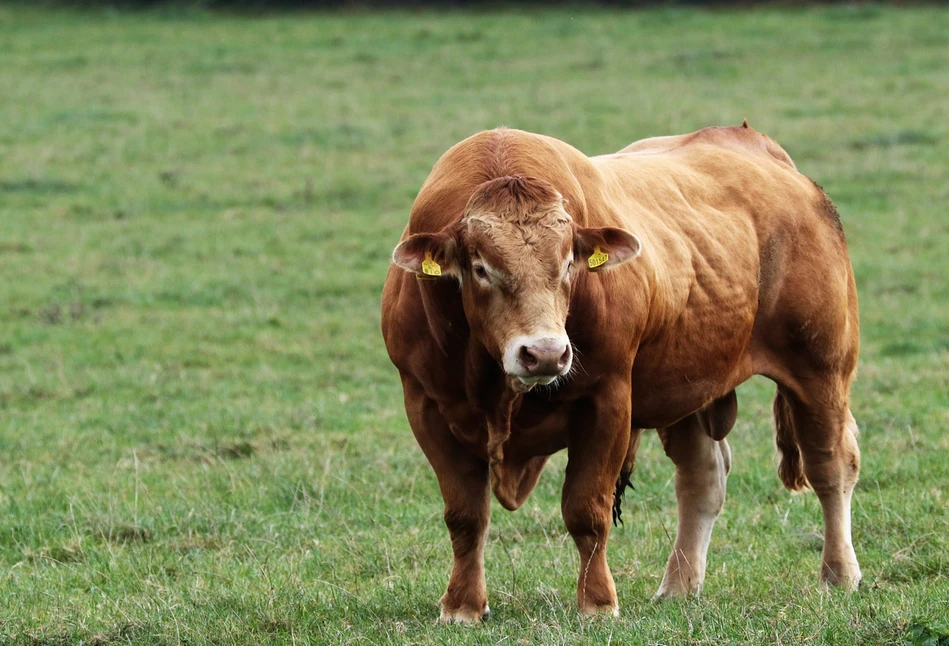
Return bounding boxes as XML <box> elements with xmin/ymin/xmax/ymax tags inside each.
<box><xmin>1</xmin><ymin>4</ymin><xmax>947</xmax><ymax>644</ymax></box>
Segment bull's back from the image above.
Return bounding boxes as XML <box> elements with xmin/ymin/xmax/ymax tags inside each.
<box><xmin>618</xmin><ymin>123</ymin><xmax>796</xmax><ymax>169</ymax></box>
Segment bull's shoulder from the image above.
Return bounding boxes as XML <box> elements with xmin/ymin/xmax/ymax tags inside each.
<box><xmin>617</xmin><ymin>121</ymin><xmax>796</xmax><ymax>170</ymax></box>
<box><xmin>383</xmin><ymin>267</ymin><xmax>461</xmax><ymax>363</ymax></box>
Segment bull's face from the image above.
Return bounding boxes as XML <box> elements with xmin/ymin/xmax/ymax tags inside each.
<box><xmin>393</xmin><ymin>176</ymin><xmax>641</xmax><ymax>393</ymax></box>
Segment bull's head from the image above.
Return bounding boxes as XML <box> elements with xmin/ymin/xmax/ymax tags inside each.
<box><xmin>393</xmin><ymin>176</ymin><xmax>641</xmax><ymax>392</ymax></box>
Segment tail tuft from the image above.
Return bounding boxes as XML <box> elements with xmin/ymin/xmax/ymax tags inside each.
<box><xmin>774</xmin><ymin>392</ymin><xmax>809</xmax><ymax>492</ymax></box>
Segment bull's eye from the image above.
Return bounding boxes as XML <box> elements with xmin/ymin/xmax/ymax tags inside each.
<box><xmin>473</xmin><ymin>264</ymin><xmax>489</xmax><ymax>282</ymax></box>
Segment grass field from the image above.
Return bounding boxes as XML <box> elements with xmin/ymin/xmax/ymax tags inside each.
<box><xmin>1</xmin><ymin>3</ymin><xmax>948</xmax><ymax>644</ymax></box>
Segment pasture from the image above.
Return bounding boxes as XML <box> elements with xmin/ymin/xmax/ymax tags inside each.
<box><xmin>1</xmin><ymin>4</ymin><xmax>947</xmax><ymax>644</ymax></box>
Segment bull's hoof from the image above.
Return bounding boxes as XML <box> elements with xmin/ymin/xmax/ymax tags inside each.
<box><xmin>821</xmin><ymin>561</ymin><xmax>862</xmax><ymax>591</ymax></box>
<box><xmin>579</xmin><ymin>603</ymin><xmax>620</xmax><ymax>618</ymax></box>
<box><xmin>653</xmin><ymin>581</ymin><xmax>703</xmax><ymax>600</ymax></box>
<box><xmin>439</xmin><ymin>603</ymin><xmax>489</xmax><ymax>624</ymax></box>
<box><xmin>654</xmin><ymin>571</ymin><xmax>704</xmax><ymax>599</ymax></box>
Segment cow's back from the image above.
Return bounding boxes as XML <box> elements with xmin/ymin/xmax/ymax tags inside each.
<box><xmin>617</xmin><ymin>122</ymin><xmax>796</xmax><ymax>169</ymax></box>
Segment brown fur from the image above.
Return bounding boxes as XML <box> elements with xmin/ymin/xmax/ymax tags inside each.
<box><xmin>382</xmin><ymin>123</ymin><xmax>862</xmax><ymax>620</ymax></box>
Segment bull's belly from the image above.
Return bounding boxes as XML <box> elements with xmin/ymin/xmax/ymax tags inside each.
<box><xmin>628</xmin><ymin>370</ymin><xmax>750</xmax><ymax>429</ymax></box>
<box><xmin>628</xmin><ymin>331</ymin><xmax>755</xmax><ymax>429</ymax></box>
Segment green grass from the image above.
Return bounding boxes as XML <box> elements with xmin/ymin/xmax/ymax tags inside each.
<box><xmin>1</xmin><ymin>4</ymin><xmax>948</xmax><ymax>644</ymax></box>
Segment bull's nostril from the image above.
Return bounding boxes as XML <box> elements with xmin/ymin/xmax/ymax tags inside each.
<box><xmin>558</xmin><ymin>346</ymin><xmax>571</xmax><ymax>370</ymax></box>
<box><xmin>519</xmin><ymin>346</ymin><xmax>538</xmax><ymax>370</ymax></box>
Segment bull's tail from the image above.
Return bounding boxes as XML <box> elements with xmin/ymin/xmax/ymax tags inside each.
<box><xmin>612</xmin><ymin>429</ymin><xmax>642</xmax><ymax>526</ymax></box>
<box><xmin>773</xmin><ymin>391</ymin><xmax>809</xmax><ymax>492</ymax></box>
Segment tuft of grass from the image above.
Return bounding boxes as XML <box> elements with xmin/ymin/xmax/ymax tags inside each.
<box><xmin>0</xmin><ymin>4</ymin><xmax>947</xmax><ymax>644</ymax></box>
<box><xmin>907</xmin><ymin>621</ymin><xmax>949</xmax><ymax>646</ymax></box>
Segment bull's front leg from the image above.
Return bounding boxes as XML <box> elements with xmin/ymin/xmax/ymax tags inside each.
<box><xmin>561</xmin><ymin>381</ymin><xmax>632</xmax><ymax>616</ymax></box>
<box><xmin>439</xmin><ymin>459</ymin><xmax>491</xmax><ymax>623</ymax></box>
<box><xmin>402</xmin><ymin>378</ymin><xmax>491</xmax><ymax>622</ymax></box>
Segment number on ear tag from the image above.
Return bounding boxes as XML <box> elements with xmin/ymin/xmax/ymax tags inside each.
<box><xmin>588</xmin><ymin>245</ymin><xmax>609</xmax><ymax>269</ymax></box>
<box><xmin>421</xmin><ymin>252</ymin><xmax>442</xmax><ymax>277</ymax></box>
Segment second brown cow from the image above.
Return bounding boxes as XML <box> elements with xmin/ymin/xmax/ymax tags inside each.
<box><xmin>381</xmin><ymin>123</ymin><xmax>862</xmax><ymax>621</ymax></box>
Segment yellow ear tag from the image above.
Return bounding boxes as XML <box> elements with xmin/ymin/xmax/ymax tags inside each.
<box><xmin>588</xmin><ymin>245</ymin><xmax>609</xmax><ymax>269</ymax></box>
<box><xmin>421</xmin><ymin>252</ymin><xmax>442</xmax><ymax>277</ymax></box>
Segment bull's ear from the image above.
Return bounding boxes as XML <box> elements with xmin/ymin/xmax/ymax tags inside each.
<box><xmin>392</xmin><ymin>231</ymin><xmax>460</xmax><ymax>278</ymax></box>
<box><xmin>575</xmin><ymin>226</ymin><xmax>642</xmax><ymax>272</ymax></box>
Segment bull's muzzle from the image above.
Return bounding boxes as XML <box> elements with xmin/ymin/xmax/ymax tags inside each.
<box><xmin>503</xmin><ymin>335</ymin><xmax>573</xmax><ymax>391</ymax></box>
<box><xmin>519</xmin><ymin>338</ymin><xmax>571</xmax><ymax>375</ymax></box>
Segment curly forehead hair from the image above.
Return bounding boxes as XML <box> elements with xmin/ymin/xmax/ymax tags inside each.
<box><xmin>465</xmin><ymin>176</ymin><xmax>571</xmax><ymax>229</ymax></box>
<box><xmin>463</xmin><ymin>176</ymin><xmax>573</xmax><ymax>258</ymax></box>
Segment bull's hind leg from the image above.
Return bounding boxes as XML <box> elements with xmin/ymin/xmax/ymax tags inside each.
<box><xmin>655</xmin><ymin>412</ymin><xmax>731</xmax><ymax>598</ymax></box>
<box><xmin>776</xmin><ymin>382</ymin><xmax>862</xmax><ymax>589</ymax></box>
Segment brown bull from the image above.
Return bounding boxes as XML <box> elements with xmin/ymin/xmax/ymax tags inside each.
<box><xmin>381</xmin><ymin>123</ymin><xmax>862</xmax><ymax>621</ymax></box>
